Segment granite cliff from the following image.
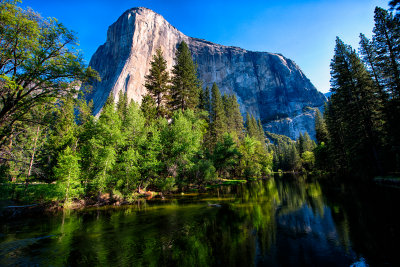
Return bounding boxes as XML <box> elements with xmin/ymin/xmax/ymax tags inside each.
<box><xmin>86</xmin><ymin>7</ymin><xmax>326</xmax><ymax>139</ymax></box>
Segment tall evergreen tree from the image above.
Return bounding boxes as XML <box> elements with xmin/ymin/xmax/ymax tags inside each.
<box><xmin>169</xmin><ymin>41</ymin><xmax>201</xmax><ymax>111</ymax></box>
<box><xmin>199</xmin><ymin>87</ymin><xmax>211</xmax><ymax>113</ymax></box>
<box><xmin>359</xmin><ymin>33</ymin><xmax>384</xmax><ymax>95</ymax></box>
<box><xmin>327</xmin><ymin>37</ymin><xmax>384</xmax><ymax>175</ymax></box>
<box><xmin>223</xmin><ymin>94</ymin><xmax>244</xmax><ymax>139</ymax></box>
<box><xmin>372</xmin><ymin>7</ymin><xmax>400</xmax><ymax>163</ymax></box>
<box><xmin>144</xmin><ymin>48</ymin><xmax>171</xmax><ymax>118</ymax></box>
<box><xmin>246</xmin><ymin>113</ymin><xmax>259</xmax><ymax>140</ymax></box>
<box><xmin>314</xmin><ymin>109</ymin><xmax>329</xmax><ymax>144</ymax></box>
<box><xmin>210</xmin><ymin>83</ymin><xmax>227</xmax><ymax>145</ymax></box>
<box><xmin>373</xmin><ymin>7</ymin><xmax>400</xmax><ymax>97</ymax></box>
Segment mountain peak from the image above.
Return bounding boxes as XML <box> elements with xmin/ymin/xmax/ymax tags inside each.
<box><xmin>87</xmin><ymin>7</ymin><xmax>326</xmax><ymax>140</ymax></box>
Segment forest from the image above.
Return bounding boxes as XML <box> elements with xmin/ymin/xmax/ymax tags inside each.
<box><xmin>314</xmin><ymin>4</ymin><xmax>400</xmax><ymax>178</ymax></box>
<box><xmin>1</xmin><ymin>0</ymin><xmax>399</xmax><ymax>207</ymax></box>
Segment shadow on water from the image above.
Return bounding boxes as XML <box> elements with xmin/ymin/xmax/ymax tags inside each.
<box><xmin>1</xmin><ymin>174</ymin><xmax>399</xmax><ymax>266</ymax></box>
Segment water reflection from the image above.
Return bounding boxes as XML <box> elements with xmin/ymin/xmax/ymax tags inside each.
<box><xmin>1</xmin><ymin>175</ymin><xmax>399</xmax><ymax>266</ymax></box>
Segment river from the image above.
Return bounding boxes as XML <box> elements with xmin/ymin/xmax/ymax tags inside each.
<box><xmin>1</xmin><ymin>175</ymin><xmax>399</xmax><ymax>266</ymax></box>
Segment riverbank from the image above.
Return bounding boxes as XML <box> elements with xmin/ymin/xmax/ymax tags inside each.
<box><xmin>0</xmin><ymin>178</ymin><xmax>255</xmax><ymax>219</ymax></box>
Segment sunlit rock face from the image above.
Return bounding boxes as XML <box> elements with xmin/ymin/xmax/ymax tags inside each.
<box><xmin>87</xmin><ymin>7</ymin><xmax>326</xmax><ymax>139</ymax></box>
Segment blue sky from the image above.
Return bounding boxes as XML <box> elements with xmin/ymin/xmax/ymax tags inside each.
<box><xmin>22</xmin><ymin>0</ymin><xmax>388</xmax><ymax>93</ymax></box>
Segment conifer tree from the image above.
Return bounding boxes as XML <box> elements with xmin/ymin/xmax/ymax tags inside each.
<box><xmin>314</xmin><ymin>109</ymin><xmax>329</xmax><ymax>144</ymax></box>
<box><xmin>372</xmin><ymin>7</ymin><xmax>400</xmax><ymax>159</ymax></box>
<box><xmin>199</xmin><ymin>86</ymin><xmax>211</xmax><ymax>124</ymax></box>
<box><xmin>223</xmin><ymin>94</ymin><xmax>244</xmax><ymax>139</ymax></box>
<box><xmin>256</xmin><ymin>119</ymin><xmax>266</xmax><ymax>145</ymax></box>
<box><xmin>141</xmin><ymin>95</ymin><xmax>157</xmax><ymax>124</ymax></box>
<box><xmin>170</xmin><ymin>41</ymin><xmax>201</xmax><ymax>111</ymax></box>
<box><xmin>327</xmin><ymin>37</ymin><xmax>384</xmax><ymax>175</ymax></box>
<box><xmin>144</xmin><ymin>48</ymin><xmax>171</xmax><ymax>117</ymax></box>
<box><xmin>199</xmin><ymin>86</ymin><xmax>211</xmax><ymax>113</ymax></box>
<box><xmin>359</xmin><ymin>33</ymin><xmax>384</xmax><ymax>94</ymax></box>
<box><xmin>372</xmin><ymin>7</ymin><xmax>400</xmax><ymax>97</ymax></box>
<box><xmin>245</xmin><ymin>113</ymin><xmax>259</xmax><ymax>140</ymax></box>
<box><xmin>210</xmin><ymin>83</ymin><xmax>227</xmax><ymax>145</ymax></box>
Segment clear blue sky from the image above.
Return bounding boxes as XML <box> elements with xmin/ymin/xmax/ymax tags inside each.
<box><xmin>22</xmin><ymin>0</ymin><xmax>388</xmax><ymax>93</ymax></box>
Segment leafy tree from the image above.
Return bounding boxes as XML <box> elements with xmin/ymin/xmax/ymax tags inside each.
<box><xmin>169</xmin><ymin>41</ymin><xmax>201</xmax><ymax>111</ymax></box>
<box><xmin>54</xmin><ymin>146</ymin><xmax>82</xmax><ymax>204</ymax></box>
<box><xmin>238</xmin><ymin>136</ymin><xmax>272</xmax><ymax>179</ymax></box>
<box><xmin>87</xmin><ymin>96</ymin><xmax>123</xmax><ymax>194</ymax></box>
<box><xmin>41</xmin><ymin>97</ymin><xmax>77</xmax><ymax>181</ymax></box>
<box><xmin>161</xmin><ymin>109</ymin><xmax>206</xmax><ymax>184</ymax></box>
<box><xmin>144</xmin><ymin>48</ymin><xmax>171</xmax><ymax>118</ymax></box>
<box><xmin>0</xmin><ymin>0</ymin><xmax>98</xmax><ymax>147</ymax></box>
<box><xmin>212</xmin><ymin>133</ymin><xmax>241</xmax><ymax>177</ymax></box>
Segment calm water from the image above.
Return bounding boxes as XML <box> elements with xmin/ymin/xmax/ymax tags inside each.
<box><xmin>1</xmin><ymin>175</ymin><xmax>399</xmax><ymax>266</ymax></box>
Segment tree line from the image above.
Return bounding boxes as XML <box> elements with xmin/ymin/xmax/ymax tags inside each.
<box><xmin>0</xmin><ymin>1</ymin><xmax>275</xmax><ymax>204</ymax></box>
<box><xmin>314</xmin><ymin>4</ymin><xmax>400</xmax><ymax>178</ymax></box>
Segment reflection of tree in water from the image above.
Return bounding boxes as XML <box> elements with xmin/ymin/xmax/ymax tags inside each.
<box><xmin>5</xmin><ymin>176</ymin><xmax>394</xmax><ymax>266</ymax></box>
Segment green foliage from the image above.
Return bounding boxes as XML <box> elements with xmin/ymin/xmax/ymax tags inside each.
<box><xmin>54</xmin><ymin>146</ymin><xmax>82</xmax><ymax>203</ymax></box>
<box><xmin>223</xmin><ymin>94</ymin><xmax>244</xmax><ymax>140</ymax></box>
<box><xmin>326</xmin><ymin>37</ymin><xmax>385</xmax><ymax>175</ymax></box>
<box><xmin>209</xmin><ymin>83</ymin><xmax>227</xmax><ymax>146</ymax></box>
<box><xmin>154</xmin><ymin>176</ymin><xmax>177</xmax><ymax>192</ymax></box>
<box><xmin>169</xmin><ymin>41</ymin><xmax>201</xmax><ymax>111</ymax></box>
<box><xmin>144</xmin><ymin>48</ymin><xmax>171</xmax><ymax>118</ymax></box>
<box><xmin>161</xmin><ymin>109</ymin><xmax>206</xmax><ymax>184</ymax></box>
<box><xmin>0</xmin><ymin>0</ymin><xmax>98</xmax><ymax>146</ymax></box>
<box><xmin>191</xmin><ymin>159</ymin><xmax>217</xmax><ymax>184</ymax></box>
<box><xmin>238</xmin><ymin>136</ymin><xmax>272</xmax><ymax>179</ymax></box>
<box><xmin>212</xmin><ymin>133</ymin><xmax>241</xmax><ymax>177</ymax></box>
<box><xmin>301</xmin><ymin>151</ymin><xmax>315</xmax><ymax>171</ymax></box>
<box><xmin>314</xmin><ymin>109</ymin><xmax>329</xmax><ymax>144</ymax></box>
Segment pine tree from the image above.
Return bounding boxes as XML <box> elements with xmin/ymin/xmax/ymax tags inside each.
<box><xmin>169</xmin><ymin>41</ymin><xmax>201</xmax><ymax>111</ymax></box>
<box><xmin>314</xmin><ymin>109</ymin><xmax>329</xmax><ymax>144</ymax></box>
<box><xmin>210</xmin><ymin>83</ymin><xmax>227</xmax><ymax>145</ymax></box>
<box><xmin>245</xmin><ymin>113</ymin><xmax>259</xmax><ymax>140</ymax></box>
<box><xmin>327</xmin><ymin>37</ymin><xmax>384</xmax><ymax>175</ymax></box>
<box><xmin>199</xmin><ymin>86</ymin><xmax>211</xmax><ymax>113</ymax></box>
<box><xmin>256</xmin><ymin>119</ymin><xmax>266</xmax><ymax>145</ymax></box>
<box><xmin>223</xmin><ymin>94</ymin><xmax>244</xmax><ymax>139</ymax></box>
<box><xmin>141</xmin><ymin>95</ymin><xmax>157</xmax><ymax>124</ymax></box>
<box><xmin>372</xmin><ymin>7</ymin><xmax>400</xmax><ymax>164</ymax></box>
<box><xmin>144</xmin><ymin>48</ymin><xmax>171</xmax><ymax>117</ymax></box>
<box><xmin>199</xmin><ymin>86</ymin><xmax>211</xmax><ymax>123</ymax></box>
<box><xmin>359</xmin><ymin>33</ymin><xmax>384</xmax><ymax>94</ymax></box>
<box><xmin>372</xmin><ymin>7</ymin><xmax>400</xmax><ymax>97</ymax></box>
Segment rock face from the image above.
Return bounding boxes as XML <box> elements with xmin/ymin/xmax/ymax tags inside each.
<box><xmin>87</xmin><ymin>7</ymin><xmax>326</xmax><ymax>139</ymax></box>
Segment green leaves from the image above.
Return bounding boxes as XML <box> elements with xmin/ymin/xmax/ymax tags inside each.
<box><xmin>169</xmin><ymin>41</ymin><xmax>201</xmax><ymax>111</ymax></box>
<box><xmin>0</xmin><ymin>0</ymin><xmax>98</xmax><ymax>146</ymax></box>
